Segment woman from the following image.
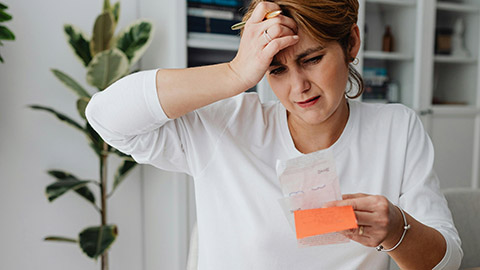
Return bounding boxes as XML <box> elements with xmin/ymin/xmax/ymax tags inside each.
<box><xmin>86</xmin><ymin>0</ymin><xmax>462</xmax><ymax>269</ymax></box>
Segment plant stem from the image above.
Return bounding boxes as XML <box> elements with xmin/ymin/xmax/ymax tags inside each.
<box><xmin>100</xmin><ymin>142</ymin><xmax>109</xmax><ymax>270</ymax></box>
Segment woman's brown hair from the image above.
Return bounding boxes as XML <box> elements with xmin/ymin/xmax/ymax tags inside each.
<box><xmin>242</xmin><ymin>0</ymin><xmax>364</xmax><ymax>98</ymax></box>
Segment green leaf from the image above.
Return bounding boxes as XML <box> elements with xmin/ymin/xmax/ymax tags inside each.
<box><xmin>86</xmin><ymin>48</ymin><xmax>129</xmax><ymax>90</ymax></box>
<box><xmin>51</xmin><ymin>69</ymin><xmax>91</xmax><ymax>98</ymax></box>
<box><xmin>0</xmin><ymin>9</ymin><xmax>12</xmax><ymax>22</ymax></box>
<box><xmin>79</xmin><ymin>225</ymin><xmax>117</xmax><ymax>259</ymax></box>
<box><xmin>115</xmin><ymin>20</ymin><xmax>153</xmax><ymax>65</ymax></box>
<box><xmin>64</xmin><ymin>24</ymin><xmax>92</xmax><ymax>66</ymax></box>
<box><xmin>112</xmin><ymin>160</ymin><xmax>136</xmax><ymax>193</ymax></box>
<box><xmin>112</xmin><ymin>2</ymin><xmax>120</xmax><ymax>24</ymax></box>
<box><xmin>29</xmin><ymin>105</ymin><xmax>101</xmax><ymax>158</ymax></box>
<box><xmin>103</xmin><ymin>0</ymin><xmax>111</xmax><ymax>12</ymax></box>
<box><xmin>46</xmin><ymin>179</ymin><xmax>91</xmax><ymax>202</ymax></box>
<box><xmin>77</xmin><ymin>97</ymin><xmax>90</xmax><ymax>120</ymax></box>
<box><xmin>44</xmin><ymin>236</ymin><xmax>78</xmax><ymax>243</ymax></box>
<box><xmin>90</xmin><ymin>12</ymin><xmax>115</xmax><ymax>56</ymax></box>
<box><xmin>109</xmin><ymin>148</ymin><xmax>133</xmax><ymax>160</ymax></box>
<box><xmin>86</xmin><ymin>123</ymin><xmax>104</xmax><ymax>157</ymax></box>
<box><xmin>0</xmin><ymin>25</ymin><xmax>15</xmax><ymax>40</ymax></box>
<box><xmin>47</xmin><ymin>170</ymin><xmax>96</xmax><ymax>204</ymax></box>
<box><xmin>29</xmin><ymin>105</ymin><xmax>84</xmax><ymax>133</ymax></box>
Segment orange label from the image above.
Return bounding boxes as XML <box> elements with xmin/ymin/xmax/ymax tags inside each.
<box><xmin>293</xmin><ymin>206</ymin><xmax>358</xmax><ymax>239</ymax></box>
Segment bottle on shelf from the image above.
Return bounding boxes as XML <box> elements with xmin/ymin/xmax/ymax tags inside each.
<box><xmin>386</xmin><ymin>80</ymin><xmax>400</xmax><ymax>103</ymax></box>
<box><xmin>382</xmin><ymin>25</ymin><xmax>394</xmax><ymax>52</ymax></box>
<box><xmin>451</xmin><ymin>18</ymin><xmax>469</xmax><ymax>57</ymax></box>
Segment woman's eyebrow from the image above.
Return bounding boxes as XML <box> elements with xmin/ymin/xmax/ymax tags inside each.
<box><xmin>295</xmin><ymin>46</ymin><xmax>325</xmax><ymax>62</ymax></box>
<box><xmin>269</xmin><ymin>45</ymin><xmax>325</xmax><ymax>67</ymax></box>
<box><xmin>270</xmin><ymin>58</ymin><xmax>282</xmax><ymax>67</ymax></box>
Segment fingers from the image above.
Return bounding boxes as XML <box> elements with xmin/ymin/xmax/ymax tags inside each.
<box><xmin>229</xmin><ymin>2</ymin><xmax>298</xmax><ymax>90</ymax></box>
<box><xmin>323</xmin><ymin>198</ymin><xmax>362</xmax><ymax>209</ymax></box>
<box><xmin>323</xmin><ymin>194</ymin><xmax>400</xmax><ymax>248</ymax></box>
<box><xmin>324</xmin><ymin>194</ymin><xmax>385</xmax><ymax>212</ymax></box>
<box><xmin>342</xmin><ymin>193</ymin><xmax>368</xmax><ymax>200</ymax></box>
<box><xmin>339</xmin><ymin>228</ymin><xmax>381</xmax><ymax>248</ymax></box>
<box><xmin>250</xmin><ymin>1</ymin><xmax>282</xmax><ymax>23</ymax></box>
<box><xmin>264</xmin><ymin>23</ymin><xmax>296</xmax><ymax>41</ymax></box>
<box><xmin>261</xmin><ymin>15</ymin><xmax>298</xmax><ymax>35</ymax></box>
<box><xmin>323</xmin><ymin>193</ymin><xmax>368</xmax><ymax>208</ymax></box>
<box><xmin>263</xmin><ymin>35</ymin><xmax>299</xmax><ymax>56</ymax></box>
<box><xmin>354</xmin><ymin>211</ymin><xmax>376</xmax><ymax>225</ymax></box>
<box><xmin>261</xmin><ymin>23</ymin><xmax>298</xmax><ymax>51</ymax></box>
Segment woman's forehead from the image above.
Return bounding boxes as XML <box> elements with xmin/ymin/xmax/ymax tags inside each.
<box><xmin>272</xmin><ymin>31</ymin><xmax>330</xmax><ymax>65</ymax></box>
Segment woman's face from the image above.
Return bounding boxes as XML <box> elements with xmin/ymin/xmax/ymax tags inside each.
<box><xmin>267</xmin><ymin>29</ymin><xmax>353</xmax><ymax>127</ymax></box>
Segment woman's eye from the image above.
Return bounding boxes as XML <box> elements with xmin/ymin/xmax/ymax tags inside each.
<box><xmin>269</xmin><ymin>67</ymin><xmax>286</xmax><ymax>75</ymax></box>
<box><xmin>305</xmin><ymin>55</ymin><xmax>323</xmax><ymax>65</ymax></box>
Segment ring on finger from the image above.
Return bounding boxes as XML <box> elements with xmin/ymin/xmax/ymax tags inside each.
<box><xmin>358</xmin><ymin>225</ymin><xmax>364</xmax><ymax>236</ymax></box>
<box><xmin>263</xmin><ymin>29</ymin><xmax>273</xmax><ymax>43</ymax></box>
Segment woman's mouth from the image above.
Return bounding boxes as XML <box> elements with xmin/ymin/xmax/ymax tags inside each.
<box><xmin>296</xmin><ymin>96</ymin><xmax>320</xmax><ymax>108</ymax></box>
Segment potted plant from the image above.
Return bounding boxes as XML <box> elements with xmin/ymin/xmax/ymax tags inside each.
<box><xmin>0</xmin><ymin>2</ymin><xmax>15</xmax><ymax>62</ymax></box>
<box><xmin>29</xmin><ymin>1</ymin><xmax>154</xmax><ymax>269</ymax></box>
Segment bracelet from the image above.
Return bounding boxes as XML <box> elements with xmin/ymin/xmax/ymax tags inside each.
<box><xmin>376</xmin><ymin>206</ymin><xmax>411</xmax><ymax>252</ymax></box>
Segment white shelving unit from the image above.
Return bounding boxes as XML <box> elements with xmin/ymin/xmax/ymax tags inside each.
<box><xmin>359</xmin><ymin>0</ymin><xmax>480</xmax><ymax>188</ymax></box>
<box><xmin>430</xmin><ymin>0</ymin><xmax>480</xmax><ymax>189</ymax></box>
<box><xmin>358</xmin><ymin>0</ymin><xmax>480</xmax><ymax>189</ymax></box>
<box><xmin>360</xmin><ymin>0</ymin><xmax>418</xmax><ymax>106</ymax></box>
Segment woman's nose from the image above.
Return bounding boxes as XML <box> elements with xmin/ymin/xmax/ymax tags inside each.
<box><xmin>290</xmin><ymin>70</ymin><xmax>311</xmax><ymax>94</ymax></box>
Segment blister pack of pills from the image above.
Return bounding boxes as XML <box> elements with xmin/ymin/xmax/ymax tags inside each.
<box><xmin>276</xmin><ymin>150</ymin><xmax>350</xmax><ymax>247</ymax></box>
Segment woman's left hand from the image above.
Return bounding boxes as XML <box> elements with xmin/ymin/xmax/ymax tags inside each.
<box><xmin>323</xmin><ymin>193</ymin><xmax>404</xmax><ymax>248</ymax></box>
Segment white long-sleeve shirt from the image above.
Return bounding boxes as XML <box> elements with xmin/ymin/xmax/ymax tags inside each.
<box><xmin>86</xmin><ymin>69</ymin><xmax>463</xmax><ymax>269</ymax></box>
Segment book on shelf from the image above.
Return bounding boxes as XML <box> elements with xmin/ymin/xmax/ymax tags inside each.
<box><xmin>187</xmin><ymin>0</ymin><xmax>247</xmax><ymax>36</ymax></box>
<box><xmin>363</xmin><ymin>67</ymin><xmax>389</xmax><ymax>102</ymax></box>
<box><xmin>188</xmin><ymin>0</ymin><xmax>246</xmax><ymax>9</ymax></box>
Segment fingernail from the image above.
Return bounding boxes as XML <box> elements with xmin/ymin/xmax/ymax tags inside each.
<box><xmin>292</xmin><ymin>35</ymin><xmax>299</xmax><ymax>40</ymax></box>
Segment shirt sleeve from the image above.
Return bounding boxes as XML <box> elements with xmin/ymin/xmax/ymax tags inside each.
<box><xmin>399</xmin><ymin>109</ymin><xmax>463</xmax><ymax>269</ymax></box>
<box><xmin>86</xmin><ymin>69</ymin><xmax>194</xmax><ymax>173</ymax></box>
<box><xmin>86</xmin><ymin>69</ymin><xmax>253</xmax><ymax>176</ymax></box>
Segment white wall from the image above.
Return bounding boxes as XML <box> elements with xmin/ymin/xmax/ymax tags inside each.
<box><xmin>137</xmin><ymin>1</ymin><xmax>193</xmax><ymax>269</ymax></box>
<box><xmin>0</xmin><ymin>0</ymin><xmax>155</xmax><ymax>269</ymax></box>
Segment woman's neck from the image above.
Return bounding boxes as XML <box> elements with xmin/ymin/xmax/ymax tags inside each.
<box><xmin>287</xmin><ymin>99</ymin><xmax>350</xmax><ymax>154</ymax></box>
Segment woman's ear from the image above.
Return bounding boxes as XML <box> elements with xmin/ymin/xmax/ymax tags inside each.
<box><xmin>349</xmin><ymin>24</ymin><xmax>361</xmax><ymax>60</ymax></box>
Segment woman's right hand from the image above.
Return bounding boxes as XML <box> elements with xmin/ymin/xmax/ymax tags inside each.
<box><xmin>229</xmin><ymin>1</ymin><xmax>299</xmax><ymax>91</ymax></box>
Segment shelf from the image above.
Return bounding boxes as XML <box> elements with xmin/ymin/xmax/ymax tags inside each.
<box><xmin>363</xmin><ymin>51</ymin><xmax>414</xmax><ymax>61</ymax></box>
<box><xmin>434</xmin><ymin>55</ymin><xmax>477</xmax><ymax>64</ymax></box>
<box><xmin>187</xmin><ymin>32</ymin><xmax>240</xmax><ymax>51</ymax></box>
<box><xmin>437</xmin><ymin>2</ymin><xmax>480</xmax><ymax>13</ymax></box>
<box><xmin>432</xmin><ymin>105</ymin><xmax>480</xmax><ymax>116</ymax></box>
<box><xmin>366</xmin><ymin>0</ymin><xmax>416</xmax><ymax>7</ymax></box>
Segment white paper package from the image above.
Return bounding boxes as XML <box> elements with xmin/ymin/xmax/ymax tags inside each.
<box><xmin>276</xmin><ymin>150</ymin><xmax>349</xmax><ymax>247</ymax></box>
